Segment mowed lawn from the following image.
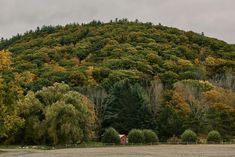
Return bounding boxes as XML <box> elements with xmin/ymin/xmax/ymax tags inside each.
<box><xmin>1</xmin><ymin>145</ymin><xmax>235</xmax><ymax>157</ymax></box>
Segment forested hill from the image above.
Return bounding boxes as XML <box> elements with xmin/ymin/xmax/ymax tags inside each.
<box><xmin>1</xmin><ymin>20</ymin><xmax>235</xmax><ymax>144</ymax></box>
<box><xmin>0</xmin><ymin>20</ymin><xmax>234</xmax><ymax>91</ymax></box>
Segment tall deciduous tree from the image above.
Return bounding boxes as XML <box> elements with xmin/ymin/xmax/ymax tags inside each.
<box><xmin>16</xmin><ymin>83</ymin><xmax>97</xmax><ymax>145</ymax></box>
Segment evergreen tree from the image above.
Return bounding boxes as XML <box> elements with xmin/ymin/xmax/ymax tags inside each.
<box><xmin>102</xmin><ymin>79</ymin><xmax>156</xmax><ymax>134</ymax></box>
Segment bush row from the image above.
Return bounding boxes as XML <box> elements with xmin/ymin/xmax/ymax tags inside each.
<box><xmin>102</xmin><ymin>128</ymin><xmax>158</xmax><ymax>144</ymax></box>
<box><xmin>181</xmin><ymin>129</ymin><xmax>222</xmax><ymax>143</ymax></box>
<box><xmin>102</xmin><ymin>128</ymin><xmax>222</xmax><ymax>144</ymax></box>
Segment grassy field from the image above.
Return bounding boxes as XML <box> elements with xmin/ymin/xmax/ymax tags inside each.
<box><xmin>1</xmin><ymin>145</ymin><xmax>235</xmax><ymax>157</ymax></box>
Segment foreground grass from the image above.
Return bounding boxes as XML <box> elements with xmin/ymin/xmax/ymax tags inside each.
<box><xmin>1</xmin><ymin>145</ymin><xmax>235</xmax><ymax>157</ymax></box>
<box><xmin>0</xmin><ymin>141</ymin><xmax>234</xmax><ymax>150</ymax></box>
<box><xmin>0</xmin><ymin>142</ymin><xmax>158</xmax><ymax>150</ymax></box>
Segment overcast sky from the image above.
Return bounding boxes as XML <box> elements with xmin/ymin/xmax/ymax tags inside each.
<box><xmin>1</xmin><ymin>0</ymin><xmax>235</xmax><ymax>43</ymax></box>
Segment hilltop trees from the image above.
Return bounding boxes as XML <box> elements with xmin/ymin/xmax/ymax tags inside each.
<box><xmin>1</xmin><ymin>20</ymin><xmax>233</xmax><ymax>92</ymax></box>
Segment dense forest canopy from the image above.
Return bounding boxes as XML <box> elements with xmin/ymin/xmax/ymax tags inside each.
<box><xmin>0</xmin><ymin>19</ymin><xmax>235</xmax><ymax>144</ymax></box>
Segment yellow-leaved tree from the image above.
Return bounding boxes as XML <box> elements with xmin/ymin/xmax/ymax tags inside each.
<box><xmin>0</xmin><ymin>50</ymin><xmax>24</xmax><ymax>140</ymax></box>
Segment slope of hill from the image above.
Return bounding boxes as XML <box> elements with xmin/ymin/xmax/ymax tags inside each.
<box><xmin>0</xmin><ymin>20</ymin><xmax>235</xmax><ymax>144</ymax></box>
<box><xmin>0</xmin><ymin>20</ymin><xmax>234</xmax><ymax>91</ymax></box>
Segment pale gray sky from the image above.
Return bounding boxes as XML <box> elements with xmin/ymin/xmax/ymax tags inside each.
<box><xmin>0</xmin><ymin>0</ymin><xmax>235</xmax><ymax>43</ymax></box>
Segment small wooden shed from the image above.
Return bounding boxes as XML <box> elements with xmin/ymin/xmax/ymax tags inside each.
<box><xmin>119</xmin><ymin>134</ymin><xmax>128</xmax><ymax>145</ymax></box>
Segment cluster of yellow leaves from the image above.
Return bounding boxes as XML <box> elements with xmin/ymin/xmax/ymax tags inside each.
<box><xmin>44</xmin><ymin>62</ymin><xmax>66</xmax><ymax>72</ymax></box>
<box><xmin>194</xmin><ymin>58</ymin><xmax>200</xmax><ymax>65</ymax></box>
<box><xmin>0</xmin><ymin>50</ymin><xmax>12</xmax><ymax>70</ymax></box>
<box><xmin>8</xmin><ymin>80</ymin><xmax>24</xmax><ymax>97</ymax></box>
<box><xmin>146</xmin><ymin>52</ymin><xmax>161</xmax><ymax>63</ymax></box>
<box><xmin>202</xmin><ymin>87</ymin><xmax>235</xmax><ymax>111</ymax></box>
<box><xmin>177</xmin><ymin>59</ymin><xmax>193</xmax><ymax>66</ymax></box>
<box><xmin>205</xmin><ymin>56</ymin><xmax>226</xmax><ymax>66</ymax></box>
<box><xmin>0</xmin><ymin>50</ymin><xmax>24</xmax><ymax>97</ymax></box>
<box><xmin>171</xmin><ymin>91</ymin><xmax>191</xmax><ymax>113</ymax></box>
<box><xmin>171</xmin><ymin>84</ymin><xmax>192</xmax><ymax>113</ymax></box>
<box><xmin>171</xmin><ymin>80</ymin><xmax>216</xmax><ymax>114</ymax></box>
<box><xmin>15</xmin><ymin>71</ymin><xmax>37</xmax><ymax>85</ymax></box>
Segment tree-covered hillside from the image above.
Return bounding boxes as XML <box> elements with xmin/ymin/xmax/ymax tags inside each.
<box><xmin>0</xmin><ymin>19</ymin><xmax>235</xmax><ymax>144</ymax></box>
<box><xmin>1</xmin><ymin>19</ymin><xmax>234</xmax><ymax>91</ymax></box>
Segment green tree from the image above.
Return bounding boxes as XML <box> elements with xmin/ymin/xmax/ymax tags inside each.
<box><xmin>157</xmin><ymin>106</ymin><xmax>184</xmax><ymax>140</ymax></box>
<box><xmin>45</xmin><ymin>102</ymin><xmax>83</xmax><ymax>145</ymax></box>
<box><xmin>16</xmin><ymin>92</ymin><xmax>43</xmax><ymax>144</ymax></box>
<box><xmin>102</xmin><ymin>79</ymin><xmax>156</xmax><ymax>134</ymax></box>
<box><xmin>206</xmin><ymin>107</ymin><xmax>235</xmax><ymax>140</ymax></box>
<box><xmin>16</xmin><ymin>83</ymin><xmax>97</xmax><ymax>145</ymax></box>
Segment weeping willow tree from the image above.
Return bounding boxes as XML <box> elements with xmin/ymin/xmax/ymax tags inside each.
<box><xmin>14</xmin><ymin>83</ymin><xmax>97</xmax><ymax>145</ymax></box>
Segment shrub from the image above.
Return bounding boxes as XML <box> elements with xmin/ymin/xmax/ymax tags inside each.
<box><xmin>181</xmin><ymin>129</ymin><xmax>197</xmax><ymax>143</ymax></box>
<box><xmin>143</xmin><ymin>129</ymin><xmax>159</xmax><ymax>143</ymax></box>
<box><xmin>101</xmin><ymin>127</ymin><xmax>120</xmax><ymax>144</ymax></box>
<box><xmin>128</xmin><ymin>129</ymin><xmax>145</xmax><ymax>144</ymax></box>
<box><xmin>207</xmin><ymin>130</ymin><xmax>221</xmax><ymax>143</ymax></box>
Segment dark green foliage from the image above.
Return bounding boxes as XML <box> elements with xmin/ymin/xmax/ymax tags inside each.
<box><xmin>128</xmin><ymin>129</ymin><xmax>145</xmax><ymax>144</ymax></box>
<box><xmin>181</xmin><ymin>129</ymin><xmax>197</xmax><ymax>143</ymax></box>
<box><xmin>101</xmin><ymin>127</ymin><xmax>120</xmax><ymax>144</ymax></box>
<box><xmin>142</xmin><ymin>129</ymin><xmax>159</xmax><ymax>143</ymax></box>
<box><xmin>206</xmin><ymin>108</ymin><xmax>235</xmax><ymax>140</ymax></box>
<box><xmin>160</xmin><ymin>71</ymin><xmax>179</xmax><ymax>88</ymax></box>
<box><xmin>207</xmin><ymin>130</ymin><xmax>221</xmax><ymax>143</ymax></box>
<box><xmin>102</xmin><ymin>79</ymin><xmax>156</xmax><ymax>134</ymax></box>
<box><xmin>157</xmin><ymin>106</ymin><xmax>184</xmax><ymax>140</ymax></box>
